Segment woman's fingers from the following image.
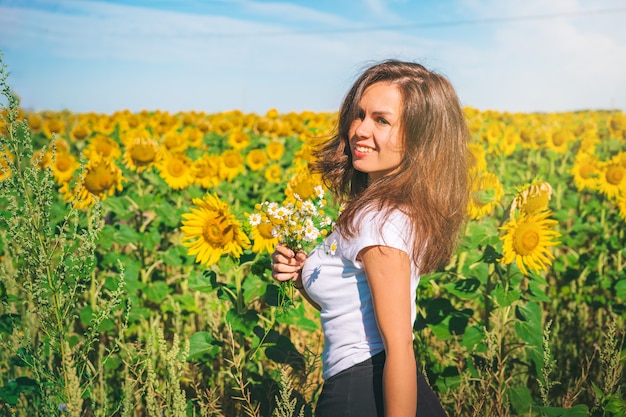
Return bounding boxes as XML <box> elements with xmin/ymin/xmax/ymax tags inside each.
<box><xmin>271</xmin><ymin>244</ymin><xmax>306</xmax><ymax>282</ymax></box>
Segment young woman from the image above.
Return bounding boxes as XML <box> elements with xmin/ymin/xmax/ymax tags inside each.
<box><xmin>271</xmin><ymin>59</ymin><xmax>471</xmax><ymax>417</ymax></box>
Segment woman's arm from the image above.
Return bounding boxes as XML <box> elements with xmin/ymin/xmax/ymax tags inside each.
<box><xmin>360</xmin><ymin>245</ymin><xmax>417</xmax><ymax>417</ymax></box>
<box><xmin>271</xmin><ymin>244</ymin><xmax>321</xmax><ymax>311</ymax></box>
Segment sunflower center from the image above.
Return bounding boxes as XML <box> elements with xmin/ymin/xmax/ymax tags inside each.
<box><xmin>223</xmin><ymin>154</ymin><xmax>240</xmax><ymax>168</ymax></box>
<box><xmin>84</xmin><ymin>163</ymin><xmax>115</xmax><ymax>194</ymax></box>
<box><xmin>552</xmin><ymin>131</ymin><xmax>565</xmax><ymax>146</ymax></box>
<box><xmin>56</xmin><ymin>155</ymin><xmax>73</xmax><ymax>171</ymax></box>
<box><xmin>96</xmin><ymin>141</ymin><xmax>113</xmax><ymax>157</ymax></box>
<box><xmin>130</xmin><ymin>144</ymin><xmax>157</xmax><ymax>165</ymax></box>
<box><xmin>73</xmin><ymin>126</ymin><xmax>90</xmax><ymax>140</ymax></box>
<box><xmin>202</xmin><ymin>214</ymin><xmax>234</xmax><ymax>247</ymax></box>
<box><xmin>258</xmin><ymin>222</ymin><xmax>275</xmax><ymax>239</ymax></box>
<box><xmin>48</xmin><ymin>119</ymin><xmax>63</xmax><ymax>133</ymax></box>
<box><xmin>579</xmin><ymin>163</ymin><xmax>595</xmax><ymax>179</ymax></box>
<box><xmin>606</xmin><ymin>165</ymin><xmax>624</xmax><ymax>185</ymax></box>
<box><xmin>513</xmin><ymin>223</ymin><xmax>540</xmax><ymax>255</ymax></box>
<box><xmin>168</xmin><ymin>159</ymin><xmax>186</xmax><ymax>177</ymax></box>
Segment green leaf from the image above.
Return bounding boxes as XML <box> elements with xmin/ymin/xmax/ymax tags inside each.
<box><xmin>242</xmin><ymin>273</ymin><xmax>266</xmax><ymax>304</ymax></box>
<box><xmin>615</xmin><ymin>279</ymin><xmax>626</xmax><ymax>301</ymax></box>
<box><xmin>114</xmin><ymin>224</ymin><xmax>139</xmax><ymax>245</ymax></box>
<box><xmin>444</xmin><ymin>277</ymin><xmax>481</xmax><ymax>300</ymax></box>
<box><xmin>225</xmin><ymin>308</ymin><xmax>259</xmax><ymax>334</ymax></box>
<box><xmin>98</xmin><ymin>224</ymin><xmax>117</xmax><ymax>250</ymax></box>
<box><xmin>188</xmin><ymin>270</ymin><xmax>216</xmax><ymax>294</ymax></box>
<box><xmin>461</xmin><ymin>325</ymin><xmax>485</xmax><ymax>350</ymax></box>
<box><xmin>492</xmin><ymin>285</ymin><xmax>521</xmax><ymax>307</ymax></box>
<box><xmin>540</xmin><ymin>404</ymin><xmax>589</xmax><ymax>417</ymax></box>
<box><xmin>188</xmin><ymin>331</ymin><xmax>220</xmax><ymax>360</ymax></box>
<box><xmin>481</xmin><ymin>244</ymin><xmax>502</xmax><ymax>264</ymax></box>
<box><xmin>144</xmin><ymin>281</ymin><xmax>170</xmax><ymax>304</ymax></box>
<box><xmin>140</xmin><ymin>226</ymin><xmax>161</xmax><ymax>251</ymax></box>
<box><xmin>0</xmin><ymin>313</ymin><xmax>20</xmax><ymax>335</ymax></box>
<box><xmin>514</xmin><ymin>302</ymin><xmax>543</xmax><ymax>347</ymax></box>
<box><xmin>507</xmin><ymin>385</ymin><xmax>533</xmax><ymax>414</ymax></box>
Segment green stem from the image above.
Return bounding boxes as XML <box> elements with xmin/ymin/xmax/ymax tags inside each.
<box><xmin>484</xmin><ymin>263</ymin><xmax>494</xmax><ymax>332</ymax></box>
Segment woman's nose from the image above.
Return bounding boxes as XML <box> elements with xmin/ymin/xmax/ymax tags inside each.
<box><xmin>354</xmin><ymin>118</ymin><xmax>372</xmax><ymax>138</ymax></box>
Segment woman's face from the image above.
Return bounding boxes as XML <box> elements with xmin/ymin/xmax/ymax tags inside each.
<box><xmin>348</xmin><ymin>81</ymin><xmax>404</xmax><ymax>182</ymax></box>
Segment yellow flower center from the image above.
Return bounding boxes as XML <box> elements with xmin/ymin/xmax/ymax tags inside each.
<box><xmin>579</xmin><ymin>163</ymin><xmax>595</xmax><ymax>179</ymax></box>
<box><xmin>513</xmin><ymin>223</ymin><xmax>540</xmax><ymax>256</ymax></box>
<box><xmin>551</xmin><ymin>131</ymin><xmax>567</xmax><ymax>146</ymax></box>
<box><xmin>56</xmin><ymin>154</ymin><xmax>73</xmax><ymax>172</ymax></box>
<box><xmin>258</xmin><ymin>223</ymin><xmax>275</xmax><ymax>239</ymax></box>
<box><xmin>606</xmin><ymin>164</ymin><xmax>624</xmax><ymax>185</ymax></box>
<box><xmin>96</xmin><ymin>141</ymin><xmax>114</xmax><ymax>157</ymax></box>
<box><xmin>47</xmin><ymin>119</ymin><xmax>64</xmax><ymax>133</ymax></box>
<box><xmin>223</xmin><ymin>153</ymin><xmax>240</xmax><ymax>168</ymax></box>
<box><xmin>130</xmin><ymin>143</ymin><xmax>157</xmax><ymax>165</ymax></box>
<box><xmin>73</xmin><ymin>125</ymin><xmax>90</xmax><ymax>140</ymax></box>
<box><xmin>84</xmin><ymin>162</ymin><xmax>115</xmax><ymax>195</ymax></box>
<box><xmin>202</xmin><ymin>214</ymin><xmax>233</xmax><ymax>247</ymax></box>
<box><xmin>168</xmin><ymin>159</ymin><xmax>186</xmax><ymax>177</ymax></box>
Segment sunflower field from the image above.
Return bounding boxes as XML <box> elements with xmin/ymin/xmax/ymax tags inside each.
<box><xmin>1</xmin><ymin>55</ymin><xmax>625</xmax><ymax>417</ymax></box>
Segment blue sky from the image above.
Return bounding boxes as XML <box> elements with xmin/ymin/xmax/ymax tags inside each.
<box><xmin>1</xmin><ymin>0</ymin><xmax>625</xmax><ymax>114</ymax></box>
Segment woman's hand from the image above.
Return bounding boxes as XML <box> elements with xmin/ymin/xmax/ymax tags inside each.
<box><xmin>270</xmin><ymin>243</ymin><xmax>307</xmax><ymax>283</ymax></box>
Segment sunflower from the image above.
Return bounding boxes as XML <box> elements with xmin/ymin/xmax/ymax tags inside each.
<box><xmin>192</xmin><ymin>154</ymin><xmax>221</xmax><ymax>189</ymax></box>
<box><xmin>245</xmin><ymin>149</ymin><xmax>268</xmax><ymax>172</ymax></box>
<box><xmin>264</xmin><ymin>164</ymin><xmax>282</xmax><ymax>184</ymax></box>
<box><xmin>62</xmin><ymin>155</ymin><xmax>124</xmax><ymax>209</ymax></box>
<box><xmin>95</xmin><ymin>115</ymin><xmax>117</xmax><ymax>135</ymax></box>
<box><xmin>569</xmin><ymin>153</ymin><xmax>600</xmax><ymax>192</ymax></box>
<box><xmin>181</xmin><ymin>194</ymin><xmax>251</xmax><ymax>267</ymax></box>
<box><xmin>0</xmin><ymin>151</ymin><xmax>13</xmax><ymax>181</ymax></box>
<box><xmin>157</xmin><ymin>152</ymin><xmax>195</xmax><ymax>190</ymax></box>
<box><xmin>597</xmin><ymin>154</ymin><xmax>626</xmax><ymax>200</ymax></box>
<box><xmin>122</xmin><ymin>132</ymin><xmax>161</xmax><ymax>172</ymax></box>
<box><xmin>249</xmin><ymin>220</ymin><xmax>279</xmax><ymax>254</ymax></box>
<box><xmin>84</xmin><ymin>134</ymin><xmax>122</xmax><ymax>160</ymax></box>
<box><xmin>184</xmin><ymin>126</ymin><xmax>205</xmax><ymax>149</ymax></box>
<box><xmin>31</xmin><ymin>149</ymin><xmax>52</xmax><ymax>170</ymax></box>
<box><xmin>219</xmin><ymin>149</ymin><xmax>245</xmax><ymax>181</ymax></box>
<box><xmin>51</xmin><ymin>151</ymin><xmax>80</xmax><ymax>184</ymax></box>
<box><xmin>468</xmin><ymin>142</ymin><xmax>488</xmax><ymax>172</ymax></box>
<box><xmin>510</xmin><ymin>181</ymin><xmax>553</xmax><ymax>217</ymax></box>
<box><xmin>467</xmin><ymin>169</ymin><xmax>504</xmax><ymax>220</ymax></box>
<box><xmin>42</xmin><ymin>117</ymin><xmax>66</xmax><ymax>139</ymax></box>
<box><xmin>27</xmin><ymin>113</ymin><xmax>44</xmax><ymax>134</ymax></box>
<box><xmin>161</xmin><ymin>130</ymin><xmax>189</xmax><ymax>154</ymax></box>
<box><xmin>285</xmin><ymin>165</ymin><xmax>320</xmax><ymax>202</ymax></box>
<box><xmin>498</xmin><ymin>126</ymin><xmax>520</xmax><ymax>156</ymax></box>
<box><xmin>228</xmin><ymin>129</ymin><xmax>251</xmax><ymax>150</ymax></box>
<box><xmin>69</xmin><ymin>122</ymin><xmax>92</xmax><ymax>142</ymax></box>
<box><xmin>545</xmin><ymin>128</ymin><xmax>573</xmax><ymax>154</ymax></box>
<box><xmin>499</xmin><ymin>210</ymin><xmax>561</xmax><ymax>275</ymax></box>
<box><xmin>266</xmin><ymin>140</ymin><xmax>285</xmax><ymax>161</ymax></box>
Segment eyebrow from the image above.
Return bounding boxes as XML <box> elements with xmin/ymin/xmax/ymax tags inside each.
<box><xmin>358</xmin><ymin>107</ymin><xmax>396</xmax><ymax>116</ymax></box>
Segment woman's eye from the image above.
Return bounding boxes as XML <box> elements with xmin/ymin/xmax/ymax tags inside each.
<box><xmin>377</xmin><ymin>117</ymin><xmax>389</xmax><ymax>125</ymax></box>
<box><xmin>357</xmin><ymin>109</ymin><xmax>365</xmax><ymax>120</ymax></box>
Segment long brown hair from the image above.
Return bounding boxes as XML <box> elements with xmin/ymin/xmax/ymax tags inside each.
<box><xmin>311</xmin><ymin>59</ymin><xmax>471</xmax><ymax>274</ymax></box>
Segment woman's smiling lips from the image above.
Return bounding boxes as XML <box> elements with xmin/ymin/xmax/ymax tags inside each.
<box><xmin>353</xmin><ymin>144</ymin><xmax>375</xmax><ymax>157</ymax></box>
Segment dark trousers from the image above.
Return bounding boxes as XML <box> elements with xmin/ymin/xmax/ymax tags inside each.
<box><xmin>315</xmin><ymin>352</ymin><xmax>448</xmax><ymax>417</ymax></box>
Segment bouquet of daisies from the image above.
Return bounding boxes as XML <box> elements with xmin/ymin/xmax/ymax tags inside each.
<box><xmin>248</xmin><ymin>185</ymin><xmax>334</xmax><ymax>253</ymax></box>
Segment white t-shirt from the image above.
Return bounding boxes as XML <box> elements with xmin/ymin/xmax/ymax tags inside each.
<box><xmin>301</xmin><ymin>208</ymin><xmax>421</xmax><ymax>380</ymax></box>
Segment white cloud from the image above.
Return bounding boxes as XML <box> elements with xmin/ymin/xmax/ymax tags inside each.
<box><xmin>1</xmin><ymin>0</ymin><xmax>624</xmax><ymax>113</ymax></box>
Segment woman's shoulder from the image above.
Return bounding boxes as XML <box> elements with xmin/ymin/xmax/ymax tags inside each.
<box><xmin>354</xmin><ymin>205</ymin><xmax>411</xmax><ymax>228</ymax></box>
